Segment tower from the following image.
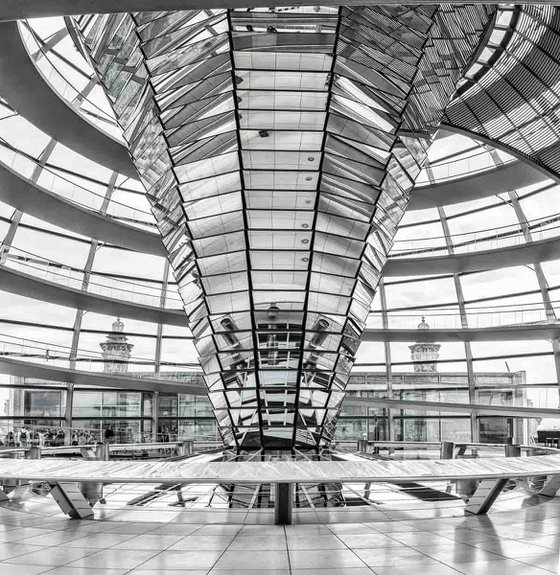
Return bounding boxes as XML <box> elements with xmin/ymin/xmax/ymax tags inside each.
<box><xmin>409</xmin><ymin>317</ymin><xmax>441</xmax><ymax>373</ymax></box>
<box><xmin>100</xmin><ymin>318</ymin><xmax>134</xmax><ymax>373</ymax></box>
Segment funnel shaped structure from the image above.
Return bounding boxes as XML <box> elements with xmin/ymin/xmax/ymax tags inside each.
<box><xmin>74</xmin><ymin>5</ymin><xmax>495</xmax><ymax>450</ymax></box>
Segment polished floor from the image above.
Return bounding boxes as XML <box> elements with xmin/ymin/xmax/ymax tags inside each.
<box><xmin>0</xmin><ymin>492</ymin><xmax>559</xmax><ymax>575</ymax></box>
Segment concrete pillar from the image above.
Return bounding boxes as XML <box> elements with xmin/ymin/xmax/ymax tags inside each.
<box><xmin>274</xmin><ymin>483</ymin><xmax>293</xmax><ymax>525</ymax></box>
<box><xmin>440</xmin><ymin>441</ymin><xmax>454</xmax><ymax>460</ymax></box>
<box><xmin>25</xmin><ymin>447</ymin><xmax>41</xmax><ymax>460</ymax></box>
<box><xmin>96</xmin><ymin>443</ymin><xmax>109</xmax><ymax>461</ymax></box>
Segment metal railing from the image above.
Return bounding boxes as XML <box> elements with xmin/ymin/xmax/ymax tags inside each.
<box><xmin>392</xmin><ymin>212</ymin><xmax>560</xmax><ymax>257</ymax></box>
<box><xmin>0</xmin><ymin>332</ymin><xmax>200</xmax><ymax>374</ymax></box>
<box><xmin>0</xmin><ymin>139</ymin><xmax>155</xmax><ymax>230</ymax></box>
<box><xmin>0</xmin><ymin>244</ymin><xmax>182</xmax><ymax>309</ymax></box>
<box><xmin>367</xmin><ymin>302</ymin><xmax>560</xmax><ymax>329</ymax></box>
<box><xmin>416</xmin><ymin>146</ymin><xmax>515</xmax><ymax>185</ymax></box>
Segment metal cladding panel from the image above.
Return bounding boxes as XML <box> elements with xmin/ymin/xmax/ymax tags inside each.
<box><xmin>445</xmin><ymin>5</ymin><xmax>560</xmax><ymax>179</ymax></box>
<box><xmin>74</xmin><ymin>5</ymin><xmax>495</xmax><ymax>450</ymax></box>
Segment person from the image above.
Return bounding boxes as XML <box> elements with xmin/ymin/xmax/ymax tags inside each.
<box><xmin>54</xmin><ymin>429</ymin><xmax>65</xmax><ymax>447</ymax></box>
<box><xmin>161</xmin><ymin>425</ymin><xmax>170</xmax><ymax>443</ymax></box>
<box><xmin>104</xmin><ymin>425</ymin><xmax>115</xmax><ymax>444</ymax></box>
<box><xmin>18</xmin><ymin>426</ymin><xmax>29</xmax><ymax>448</ymax></box>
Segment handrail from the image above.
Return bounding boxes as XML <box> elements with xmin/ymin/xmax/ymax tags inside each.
<box><xmin>0</xmin><ymin>244</ymin><xmax>182</xmax><ymax>309</ymax></box>
<box><xmin>0</xmin><ymin>139</ymin><xmax>155</xmax><ymax>230</ymax></box>
<box><xmin>0</xmin><ymin>441</ymin><xmax>219</xmax><ymax>458</ymax></box>
<box><xmin>0</xmin><ymin>332</ymin><xmax>201</xmax><ymax>374</ymax></box>
<box><xmin>3</xmin><ymin>236</ymin><xmax>560</xmax><ymax>330</ymax></box>
<box><xmin>392</xmin><ymin>212</ymin><xmax>560</xmax><ymax>256</ymax></box>
<box><xmin>368</xmin><ymin>441</ymin><xmax>560</xmax><ymax>454</ymax></box>
<box><xmin>416</xmin><ymin>148</ymin><xmax>515</xmax><ymax>186</ymax></box>
<box><xmin>1</xmin><ymin>236</ymin><xmax>559</xmax><ymax>330</ymax></box>
<box><xmin>367</xmin><ymin>303</ymin><xmax>559</xmax><ymax>329</ymax></box>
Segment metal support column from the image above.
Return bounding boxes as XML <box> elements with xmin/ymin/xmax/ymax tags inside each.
<box><xmin>154</xmin><ymin>260</ymin><xmax>170</xmax><ymax>374</ymax></box>
<box><xmin>274</xmin><ymin>482</ymin><xmax>293</xmax><ymax>525</ymax></box>
<box><xmin>379</xmin><ymin>280</ymin><xmax>395</xmax><ymax>441</ymax></box>
<box><xmin>25</xmin><ymin>447</ymin><xmax>41</xmax><ymax>459</ymax></box>
<box><xmin>96</xmin><ymin>443</ymin><xmax>109</xmax><ymax>461</ymax></box>
<box><xmin>440</xmin><ymin>441</ymin><xmax>454</xmax><ymax>459</ymax></box>
<box><xmin>439</xmin><ymin>207</ymin><xmax>478</xmax><ymax>441</ymax></box>
<box><xmin>152</xmin><ymin>391</ymin><xmax>159</xmax><ymax>442</ymax></box>
<box><xmin>504</xmin><ymin>444</ymin><xmax>521</xmax><ymax>458</ymax></box>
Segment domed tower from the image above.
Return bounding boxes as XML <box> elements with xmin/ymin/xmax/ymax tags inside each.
<box><xmin>100</xmin><ymin>318</ymin><xmax>134</xmax><ymax>373</ymax></box>
<box><xmin>409</xmin><ymin>317</ymin><xmax>441</xmax><ymax>372</ymax></box>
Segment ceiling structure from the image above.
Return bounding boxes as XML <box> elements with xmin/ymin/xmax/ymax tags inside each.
<box><xmin>0</xmin><ymin>4</ymin><xmax>559</xmax><ymax>451</ymax></box>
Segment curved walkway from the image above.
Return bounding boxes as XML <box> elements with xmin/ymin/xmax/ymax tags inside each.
<box><xmin>0</xmin><ymin>265</ymin><xmax>184</xmax><ymax>325</ymax></box>
<box><xmin>3</xmin><ymin>260</ymin><xmax>560</xmax><ymax>339</ymax></box>
<box><xmin>344</xmin><ymin>396</ymin><xmax>560</xmax><ymax>420</ymax></box>
<box><xmin>0</xmin><ymin>355</ymin><xmax>203</xmax><ymax>395</ymax></box>
<box><xmin>363</xmin><ymin>323</ymin><xmax>560</xmax><ymax>342</ymax></box>
<box><xmin>0</xmin><ymin>161</ymin><xmax>165</xmax><ymax>256</ymax></box>
<box><xmin>384</xmin><ymin>235</ymin><xmax>560</xmax><ymax>277</ymax></box>
<box><xmin>410</xmin><ymin>158</ymin><xmax>548</xmax><ymax>210</ymax></box>
<box><xmin>3</xmin><ymin>151</ymin><xmax>555</xmax><ymax>270</ymax></box>
<box><xmin>0</xmin><ymin>21</ymin><xmax>135</xmax><ymax>178</ymax></box>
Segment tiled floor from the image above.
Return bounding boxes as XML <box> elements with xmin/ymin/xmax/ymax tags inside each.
<box><xmin>0</xmin><ymin>495</ymin><xmax>558</xmax><ymax>574</ymax></box>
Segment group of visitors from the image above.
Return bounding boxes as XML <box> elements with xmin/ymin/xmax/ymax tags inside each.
<box><xmin>70</xmin><ymin>430</ymin><xmax>99</xmax><ymax>446</ymax></box>
<box><xmin>1</xmin><ymin>426</ymin><xmax>66</xmax><ymax>447</ymax></box>
<box><xmin>0</xmin><ymin>426</ymin><xmax>100</xmax><ymax>447</ymax></box>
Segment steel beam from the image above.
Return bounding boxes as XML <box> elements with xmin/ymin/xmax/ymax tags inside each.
<box><xmin>0</xmin><ymin>1</ymin><xmax>549</xmax><ymax>23</ymax></box>
<box><xmin>274</xmin><ymin>483</ymin><xmax>293</xmax><ymax>525</ymax></box>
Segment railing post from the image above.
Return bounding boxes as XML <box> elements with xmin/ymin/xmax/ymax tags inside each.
<box><xmin>96</xmin><ymin>443</ymin><xmax>109</xmax><ymax>461</ymax></box>
<box><xmin>25</xmin><ymin>447</ymin><xmax>41</xmax><ymax>460</ymax></box>
<box><xmin>357</xmin><ymin>439</ymin><xmax>369</xmax><ymax>453</ymax></box>
<box><xmin>505</xmin><ymin>444</ymin><xmax>521</xmax><ymax>458</ymax></box>
<box><xmin>274</xmin><ymin>482</ymin><xmax>293</xmax><ymax>525</ymax></box>
<box><xmin>440</xmin><ymin>441</ymin><xmax>454</xmax><ymax>459</ymax></box>
<box><xmin>176</xmin><ymin>441</ymin><xmax>194</xmax><ymax>457</ymax></box>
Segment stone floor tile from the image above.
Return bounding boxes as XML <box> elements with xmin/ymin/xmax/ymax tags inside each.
<box><xmin>289</xmin><ymin>548</ymin><xmax>366</xmax><ymax>570</ymax></box>
<box><xmin>212</xmin><ymin>549</ymin><xmax>290</xmax><ymax>570</ymax></box>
